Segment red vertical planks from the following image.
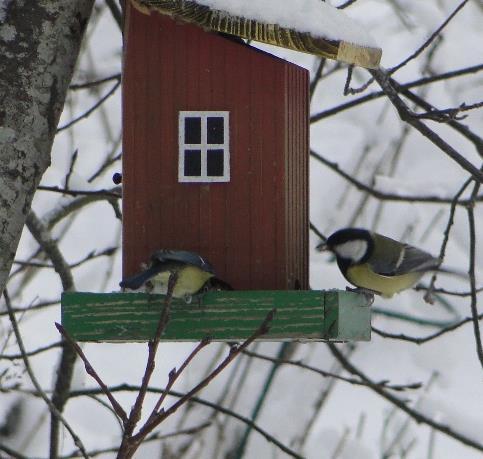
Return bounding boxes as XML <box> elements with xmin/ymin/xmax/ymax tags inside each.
<box><xmin>122</xmin><ymin>5</ymin><xmax>308</xmax><ymax>290</ymax></box>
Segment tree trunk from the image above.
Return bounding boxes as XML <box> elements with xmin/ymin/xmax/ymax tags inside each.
<box><xmin>0</xmin><ymin>0</ymin><xmax>95</xmax><ymax>297</ymax></box>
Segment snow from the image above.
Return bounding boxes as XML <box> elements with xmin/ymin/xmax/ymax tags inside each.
<box><xmin>194</xmin><ymin>0</ymin><xmax>378</xmax><ymax>48</ymax></box>
<box><xmin>2</xmin><ymin>1</ymin><xmax>483</xmax><ymax>458</ymax></box>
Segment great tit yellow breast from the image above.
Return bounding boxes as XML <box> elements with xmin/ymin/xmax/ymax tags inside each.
<box><xmin>345</xmin><ymin>263</ymin><xmax>424</xmax><ymax>298</ymax></box>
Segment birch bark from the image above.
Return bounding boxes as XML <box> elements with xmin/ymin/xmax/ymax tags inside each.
<box><xmin>0</xmin><ymin>0</ymin><xmax>95</xmax><ymax>296</ymax></box>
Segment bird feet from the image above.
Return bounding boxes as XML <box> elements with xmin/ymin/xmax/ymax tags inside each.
<box><xmin>183</xmin><ymin>294</ymin><xmax>193</xmax><ymax>304</ymax></box>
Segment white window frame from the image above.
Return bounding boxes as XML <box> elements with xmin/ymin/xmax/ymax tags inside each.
<box><xmin>178</xmin><ymin>111</ymin><xmax>230</xmax><ymax>183</ymax></box>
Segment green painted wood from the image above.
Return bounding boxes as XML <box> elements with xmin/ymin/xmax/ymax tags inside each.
<box><xmin>61</xmin><ymin>291</ymin><xmax>371</xmax><ymax>342</ymax></box>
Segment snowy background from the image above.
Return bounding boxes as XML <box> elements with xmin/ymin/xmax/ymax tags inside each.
<box><xmin>1</xmin><ymin>0</ymin><xmax>482</xmax><ymax>458</ymax></box>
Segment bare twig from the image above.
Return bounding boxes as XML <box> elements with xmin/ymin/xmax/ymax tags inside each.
<box><xmin>57</xmin><ymin>79</ymin><xmax>121</xmax><ymax>132</ymax></box>
<box><xmin>389</xmin><ymin>0</ymin><xmax>469</xmax><ymax>75</ymax></box>
<box><xmin>310</xmin><ymin>221</ymin><xmax>327</xmax><ymax>242</ymax></box>
<box><xmin>69</xmin><ymin>73</ymin><xmax>121</xmax><ymax>90</ymax></box>
<box><xmin>241</xmin><ymin>349</ymin><xmax>421</xmax><ymax>391</ymax></box>
<box><xmin>311</xmin><ymin>149</ymin><xmax>482</xmax><ymax>205</ymax></box>
<box><xmin>37</xmin><ymin>185</ymin><xmax>121</xmax><ymax>199</ymax></box>
<box><xmin>328</xmin><ymin>344</ymin><xmax>483</xmax><ymax>453</ymax></box>
<box><xmin>0</xmin><ymin>299</ymin><xmax>58</xmax><ymax>317</ymax></box>
<box><xmin>0</xmin><ymin>442</ymin><xmax>29</xmax><ymax>459</ymax></box>
<box><xmin>4</xmin><ymin>291</ymin><xmax>89</xmax><ymax>459</ymax></box>
<box><xmin>310</xmin><ymin>58</ymin><xmax>326</xmax><ymax>102</ymax></box>
<box><xmin>148</xmin><ymin>338</ymin><xmax>211</xmax><ymax>422</ymax></box>
<box><xmin>390</xmin><ymin>79</ymin><xmax>483</xmax><ymax>156</ymax></box>
<box><xmin>119</xmin><ymin>272</ymin><xmax>178</xmax><ymax>457</ymax></box>
<box><xmin>372</xmin><ymin>312</ymin><xmax>483</xmax><ymax>344</ymax></box>
<box><xmin>61</xmin><ymin>422</ymin><xmax>212</xmax><ymax>458</ymax></box>
<box><xmin>466</xmin><ymin>176</ymin><xmax>483</xmax><ymax>369</ymax></box>
<box><xmin>337</xmin><ymin>0</ymin><xmax>359</xmax><ymax>8</ymax></box>
<box><xmin>43</xmin><ymin>187</ymin><xmax>121</xmax><ymax>228</ymax></box>
<box><xmin>343</xmin><ymin>65</ymin><xmax>354</xmax><ymax>96</ymax></box>
<box><xmin>234</xmin><ymin>343</ymin><xmax>297</xmax><ymax>459</ymax></box>
<box><xmin>68</xmin><ymin>380</ymin><xmax>303</xmax><ymax>459</ymax></box>
<box><xmin>369</xmin><ymin>69</ymin><xmax>483</xmax><ymax>182</ymax></box>
<box><xmin>425</xmin><ymin>176</ymin><xmax>473</xmax><ymax>302</ymax></box>
<box><xmin>88</xmin><ymin>150</ymin><xmax>122</xmax><ymax>183</ymax></box>
<box><xmin>55</xmin><ymin>322</ymin><xmax>128</xmax><ymax>423</ymax></box>
<box><xmin>413</xmin><ymin>101</ymin><xmax>482</xmax><ymax>122</ymax></box>
<box><xmin>132</xmin><ymin>310</ymin><xmax>277</xmax><ymax>449</ymax></box>
<box><xmin>14</xmin><ymin>248</ymin><xmax>117</xmax><ymax>271</ymax></box>
<box><xmin>415</xmin><ymin>284</ymin><xmax>483</xmax><ymax>298</ymax></box>
<box><xmin>26</xmin><ymin>212</ymin><xmax>74</xmax><ymax>291</ymax></box>
<box><xmin>64</xmin><ymin>149</ymin><xmax>78</xmax><ymax>189</ymax></box>
<box><xmin>0</xmin><ymin>341</ymin><xmax>62</xmax><ymax>361</ymax></box>
<box><xmin>372</xmin><ymin>307</ymin><xmax>455</xmax><ymax>328</ymax></box>
<box><xmin>292</xmin><ymin>344</ymin><xmax>356</xmax><ymax>451</ymax></box>
<box><xmin>311</xmin><ymin>63</ymin><xmax>483</xmax><ymax>122</ymax></box>
<box><xmin>25</xmin><ymin>211</ymin><xmax>78</xmax><ymax>458</ymax></box>
<box><xmin>105</xmin><ymin>0</ymin><xmax>122</xmax><ymax>29</ymax></box>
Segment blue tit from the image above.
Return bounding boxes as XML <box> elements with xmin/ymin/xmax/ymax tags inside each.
<box><xmin>120</xmin><ymin>250</ymin><xmax>217</xmax><ymax>302</ymax></box>
<box><xmin>317</xmin><ymin>228</ymin><xmax>443</xmax><ymax>298</ymax></box>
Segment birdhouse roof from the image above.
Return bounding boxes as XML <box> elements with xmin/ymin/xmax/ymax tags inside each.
<box><xmin>131</xmin><ymin>0</ymin><xmax>382</xmax><ymax>69</ymax></box>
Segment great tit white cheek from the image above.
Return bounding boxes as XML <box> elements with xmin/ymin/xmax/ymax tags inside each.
<box><xmin>334</xmin><ymin>239</ymin><xmax>368</xmax><ymax>262</ymax></box>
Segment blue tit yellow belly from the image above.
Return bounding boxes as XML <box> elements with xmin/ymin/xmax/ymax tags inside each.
<box><xmin>148</xmin><ymin>266</ymin><xmax>214</xmax><ymax>298</ymax></box>
<box><xmin>345</xmin><ymin>264</ymin><xmax>424</xmax><ymax>298</ymax></box>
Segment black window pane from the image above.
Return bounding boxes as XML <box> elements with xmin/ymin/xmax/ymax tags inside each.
<box><xmin>207</xmin><ymin>117</ymin><xmax>224</xmax><ymax>144</ymax></box>
<box><xmin>207</xmin><ymin>149</ymin><xmax>224</xmax><ymax>176</ymax></box>
<box><xmin>184</xmin><ymin>150</ymin><xmax>201</xmax><ymax>176</ymax></box>
<box><xmin>184</xmin><ymin>117</ymin><xmax>201</xmax><ymax>144</ymax></box>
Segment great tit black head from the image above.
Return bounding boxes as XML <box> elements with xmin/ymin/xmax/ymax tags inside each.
<box><xmin>317</xmin><ymin>228</ymin><xmax>442</xmax><ymax>298</ymax></box>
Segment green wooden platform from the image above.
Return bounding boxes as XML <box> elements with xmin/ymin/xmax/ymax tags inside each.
<box><xmin>61</xmin><ymin>290</ymin><xmax>371</xmax><ymax>342</ymax></box>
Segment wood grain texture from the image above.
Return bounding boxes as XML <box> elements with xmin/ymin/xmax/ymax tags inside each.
<box><xmin>122</xmin><ymin>6</ymin><xmax>309</xmax><ymax>290</ymax></box>
<box><xmin>61</xmin><ymin>291</ymin><xmax>371</xmax><ymax>342</ymax></box>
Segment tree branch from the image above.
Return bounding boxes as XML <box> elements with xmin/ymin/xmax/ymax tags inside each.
<box><xmin>372</xmin><ymin>312</ymin><xmax>483</xmax><ymax>344</ymax></box>
<box><xmin>0</xmin><ymin>0</ymin><xmax>95</xmax><ymax>297</ymax></box>
<box><xmin>68</xmin><ymin>380</ymin><xmax>302</xmax><ymax>459</ymax></box>
<box><xmin>310</xmin><ymin>63</ymin><xmax>483</xmax><ymax>123</ymax></box>
<box><xmin>389</xmin><ymin>0</ymin><xmax>469</xmax><ymax>74</ymax></box>
<box><xmin>25</xmin><ymin>210</ymin><xmax>78</xmax><ymax>459</ymax></box>
<box><xmin>466</xmin><ymin>175</ymin><xmax>483</xmax><ymax>369</ymax></box>
<box><xmin>369</xmin><ymin>68</ymin><xmax>483</xmax><ymax>181</ymax></box>
<box><xmin>4</xmin><ymin>291</ymin><xmax>88</xmax><ymax>459</ymax></box>
<box><xmin>57</xmin><ymin>79</ymin><xmax>121</xmax><ymax>132</ymax></box>
<box><xmin>328</xmin><ymin>344</ymin><xmax>483</xmax><ymax>453</ymax></box>
<box><xmin>55</xmin><ymin>322</ymin><xmax>128</xmax><ymax>424</ymax></box>
<box><xmin>311</xmin><ymin>149</ymin><xmax>481</xmax><ymax>205</ymax></box>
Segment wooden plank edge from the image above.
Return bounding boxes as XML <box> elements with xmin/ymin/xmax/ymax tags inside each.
<box><xmin>337</xmin><ymin>41</ymin><xmax>382</xmax><ymax>69</ymax></box>
<box><xmin>61</xmin><ymin>290</ymin><xmax>372</xmax><ymax>342</ymax></box>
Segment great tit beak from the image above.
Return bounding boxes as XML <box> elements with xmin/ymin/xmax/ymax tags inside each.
<box><xmin>316</xmin><ymin>241</ymin><xmax>328</xmax><ymax>252</ymax></box>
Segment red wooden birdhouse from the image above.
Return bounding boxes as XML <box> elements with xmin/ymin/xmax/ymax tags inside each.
<box><xmin>62</xmin><ymin>1</ymin><xmax>380</xmax><ymax>343</ymax></box>
<box><xmin>122</xmin><ymin>0</ymin><xmax>382</xmax><ymax>291</ymax></box>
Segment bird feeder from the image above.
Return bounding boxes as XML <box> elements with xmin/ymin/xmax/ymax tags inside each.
<box><xmin>61</xmin><ymin>0</ymin><xmax>381</xmax><ymax>342</ymax></box>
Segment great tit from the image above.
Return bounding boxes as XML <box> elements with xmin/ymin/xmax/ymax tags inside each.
<box><xmin>119</xmin><ymin>250</ymin><xmax>225</xmax><ymax>302</ymax></box>
<box><xmin>317</xmin><ymin>228</ymin><xmax>443</xmax><ymax>298</ymax></box>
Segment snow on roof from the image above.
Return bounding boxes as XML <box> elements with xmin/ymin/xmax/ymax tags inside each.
<box><xmin>194</xmin><ymin>0</ymin><xmax>377</xmax><ymax>48</ymax></box>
